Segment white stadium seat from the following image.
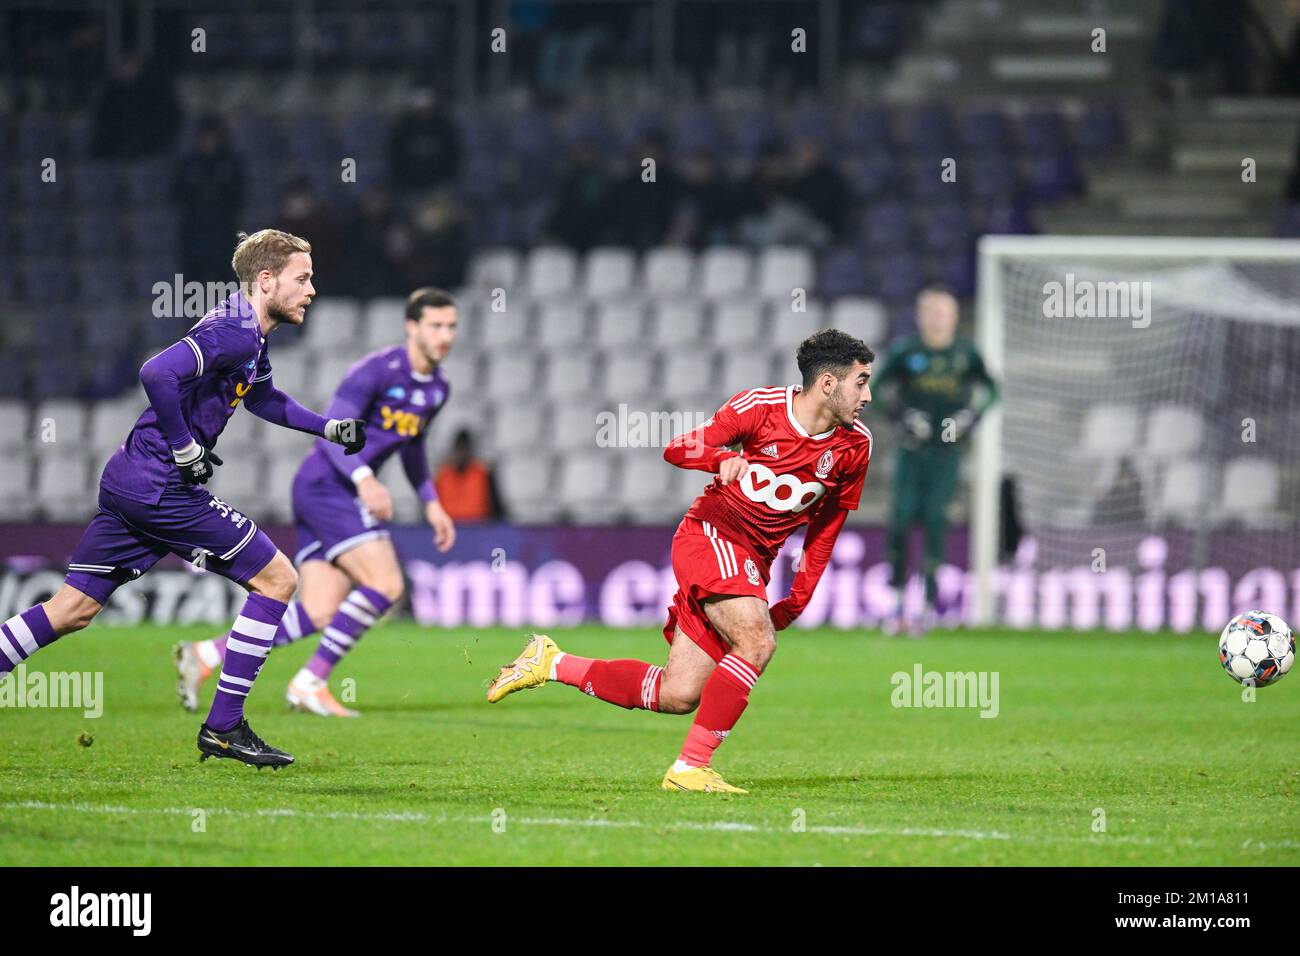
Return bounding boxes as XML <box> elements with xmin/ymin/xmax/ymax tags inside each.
<box><xmin>361</xmin><ymin>297</ymin><xmax>407</xmax><ymax>343</ymax></box>
<box><xmin>661</xmin><ymin>348</ymin><xmax>716</xmax><ymax>397</ymax></box>
<box><xmin>698</xmin><ymin>247</ymin><xmax>752</xmax><ymax>299</ymax></box>
<box><xmin>302</xmin><ymin>298</ymin><xmax>361</xmax><ymax>350</ymax></box>
<box><xmin>491</xmin><ymin>400</ymin><xmax>550</xmax><ymax>454</ymax></box>
<box><xmin>521</xmin><ymin>246</ymin><xmax>578</xmax><ymax>299</ymax></box>
<box><xmin>1144</xmin><ymin>404</ymin><xmax>1203</xmax><ymax>460</ymax></box>
<box><xmin>497</xmin><ymin>455</ymin><xmax>562</xmax><ymax>524</ymax></box>
<box><xmin>711</xmin><ymin>299</ymin><xmax>766</xmax><ymax>349</ymax></box>
<box><xmin>1153</xmin><ymin>458</ymin><xmax>1212</xmax><ymax>526</ymax></box>
<box><xmin>0</xmin><ymin>454</ymin><xmax>33</xmax><ymax>518</ymax></box>
<box><xmin>208</xmin><ymin>448</ymin><xmax>266</xmax><ymax>506</ymax></box>
<box><xmin>651</xmin><ymin>298</ymin><xmax>706</xmax><ymax>350</ymax></box>
<box><xmin>720</xmin><ymin>351</ymin><xmax>776</xmax><ymax>391</ymax></box>
<box><xmin>535</xmin><ymin>300</ymin><xmax>590</xmax><ymax>350</ymax></box>
<box><xmin>593</xmin><ymin>299</ymin><xmax>648</xmax><ymax>350</ymax></box>
<box><xmin>478</xmin><ymin>300</ymin><xmax>533</xmax><ymax>350</ymax></box>
<box><xmin>1218</xmin><ymin>456</ymin><xmax>1280</xmax><ymax>525</ymax></box>
<box><xmin>641</xmin><ymin>246</ymin><xmax>695</xmax><ymax>296</ymax></box>
<box><xmin>829</xmin><ymin>297</ymin><xmax>889</xmax><ymax>347</ymax></box>
<box><xmin>557</xmin><ymin>452</ymin><xmax>621</xmax><ymax>522</ymax></box>
<box><xmin>551</xmin><ymin>398</ymin><xmax>605</xmax><ymax>452</ymax></box>
<box><xmin>582</xmin><ymin>246</ymin><xmax>637</xmax><ymax>299</ymax></box>
<box><xmin>466</xmin><ymin>247</ymin><xmax>522</xmax><ymax>292</ymax></box>
<box><xmin>482</xmin><ymin>352</ymin><xmax>541</xmax><ymax>399</ymax></box>
<box><xmin>1080</xmin><ymin>403</ymin><xmax>1141</xmax><ymax>459</ymax></box>
<box><xmin>88</xmin><ymin>395</ymin><xmax>144</xmax><ymax>454</ymax></box>
<box><xmin>769</xmin><ymin>301</ymin><xmax>826</xmax><ymax>351</ymax></box>
<box><xmin>32</xmin><ymin>400</ymin><xmax>87</xmax><ymax>445</ymax></box>
<box><xmin>757</xmin><ymin>246</ymin><xmax>816</xmax><ymax>300</ymax></box>
<box><xmin>34</xmin><ymin>450</ymin><xmax>93</xmax><ymax>521</ymax></box>
<box><xmin>544</xmin><ymin>348</ymin><xmax>599</xmax><ymax>396</ymax></box>
<box><xmin>0</xmin><ymin>400</ymin><xmax>29</xmax><ymax>450</ymax></box>
<box><xmin>604</xmin><ymin>348</ymin><xmax>658</xmax><ymax>398</ymax></box>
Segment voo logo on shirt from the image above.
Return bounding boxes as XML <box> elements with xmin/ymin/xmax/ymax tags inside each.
<box><xmin>50</xmin><ymin>886</ymin><xmax>151</xmax><ymax>936</ymax></box>
<box><xmin>737</xmin><ymin>462</ymin><xmax>825</xmax><ymax>513</ymax></box>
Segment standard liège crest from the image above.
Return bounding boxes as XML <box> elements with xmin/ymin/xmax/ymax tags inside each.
<box><xmin>815</xmin><ymin>450</ymin><xmax>834</xmax><ymax>479</ymax></box>
<box><xmin>744</xmin><ymin>557</ymin><xmax>760</xmax><ymax>585</ymax></box>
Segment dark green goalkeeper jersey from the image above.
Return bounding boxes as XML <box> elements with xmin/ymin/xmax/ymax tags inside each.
<box><xmin>872</xmin><ymin>334</ymin><xmax>998</xmax><ymax>448</ymax></box>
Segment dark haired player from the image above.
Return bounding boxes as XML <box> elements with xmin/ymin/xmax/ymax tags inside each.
<box><xmin>176</xmin><ymin>288</ymin><xmax>458</xmax><ymax>716</ymax></box>
<box><xmin>0</xmin><ymin>229</ymin><xmax>366</xmax><ymax>767</ymax></box>
<box><xmin>486</xmin><ymin>329</ymin><xmax>874</xmax><ymax>793</ymax></box>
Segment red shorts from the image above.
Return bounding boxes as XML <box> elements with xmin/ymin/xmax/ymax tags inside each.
<box><xmin>662</xmin><ymin>517</ymin><xmax>769</xmax><ymax>663</ymax></box>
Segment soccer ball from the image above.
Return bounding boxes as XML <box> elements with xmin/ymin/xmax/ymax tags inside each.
<box><xmin>1218</xmin><ymin>611</ymin><xmax>1295</xmax><ymax>687</ymax></box>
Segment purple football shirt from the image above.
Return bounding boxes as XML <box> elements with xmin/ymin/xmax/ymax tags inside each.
<box><xmin>296</xmin><ymin>345</ymin><xmax>450</xmax><ymax>497</ymax></box>
<box><xmin>101</xmin><ymin>292</ymin><xmax>270</xmax><ymax>504</ymax></box>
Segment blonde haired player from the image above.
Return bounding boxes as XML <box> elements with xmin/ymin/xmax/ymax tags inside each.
<box><xmin>487</xmin><ymin>329</ymin><xmax>874</xmax><ymax>793</ymax></box>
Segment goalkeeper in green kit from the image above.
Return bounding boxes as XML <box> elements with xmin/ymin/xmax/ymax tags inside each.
<box><xmin>873</xmin><ymin>284</ymin><xmax>998</xmax><ymax>635</ymax></box>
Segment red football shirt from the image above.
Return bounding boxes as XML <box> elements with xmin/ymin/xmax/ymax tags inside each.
<box><xmin>669</xmin><ymin>384</ymin><xmax>872</xmax><ymax>567</ymax></box>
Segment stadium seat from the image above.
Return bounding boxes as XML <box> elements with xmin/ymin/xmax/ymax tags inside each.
<box><xmin>829</xmin><ymin>297</ymin><xmax>889</xmax><ymax>346</ymax></box>
<box><xmin>466</xmin><ymin>248</ymin><xmax>522</xmax><ymax>292</ymax></box>
<box><xmin>0</xmin><ymin>400</ymin><xmax>30</xmax><ymax>450</ymax></box>
<box><xmin>757</xmin><ymin>246</ymin><xmax>816</xmax><ymax>300</ymax></box>
<box><xmin>268</xmin><ymin>348</ymin><xmax>311</xmax><ymax>397</ymax></box>
<box><xmin>521</xmin><ymin>246</ymin><xmax>578</xmax><ymax>299</ymax></box>
<box><xmin>720</xmin><ymin>351</ymin><xmax>777</xmax><ymax>390</ymax></box>
<box><xmin>641</xmin><ymin>246</ymin><xmax>695</xmax><ymax>295</ymax></box>
<box><xmin>497</xmin><ymin>455</ymin><xmax>562</xmax><ymax>524</ymax></box>
<box><xmin>1218</xmin><ymin>456</ymin><xmax>1281</xmax><ymax>527</ymax></box>
<box><xmin>1079</xmin><ymin>404</ymin><xmax>1141</xmax><ymax>459</ymax></box>
<box><xmin>491</xmin><ymin>400</ymin><xmax>550</xmax><ymax>454</ymax></box>
<box><xmin>208</xmin><ymin>449</ymin><xmax>266</xmax><ymax>506</ymax></box>
<box><xmin>262</xmin><ymin>450</ymin><xmax>302</xmax><ymax>523</ymax></box>
<box><xmin>661</xmin><ymin>348</ymin><xmax>716</xmax><ymax>397</ymax></box>
<box><xmin>535</xmin><ymin>300</ymin><xmax>590</xmax><ymax>350</ymax></box>
<box><xmin>0</xmin><ymin>454</ymin><xmax>34</xmax><ymax>518</ymax></box>
<box><xmin>32</xmin><ymin>399</ymin><xmax>88</xmax><ymax>445</ymax></box>
<box><xmin>312</xmin><ymin>355</ymin><xmax>361</xmax><ymax>408</ymax></box>
<box><xmin>604</xmin><ymin>348</ymin><xmax>659</xmax><ymax>398</ymax></box>
<box><xmin>557</xmin><ymin>452</ymin><xmax>621</xmax><ymax>523</ymax></box>
<box><xmin>620</xmin><ymin>451</ymin><xmax>677</xmax><ymax>523</ymax></box>
<box><xmin>361</xmin><ymin>297</ymin><xmax>407</xmax><ymax>341</ymax></box>
<box><xmin>593</xmin><ymin>299</ymin><xmax>648</xmax><ymax>350</ymax></box>
<box><xmin>303</xmin><ymin>298</ymin><xmax>362</xmax><ymax>351</ymax></box>
<box><xmin>483</xmin><ymin>352</ymin><xmax>541</xmax><ymax>399</ymax></box>
<box><xmin>436</xmin><ymin>344</ymin><xmax>481</xmax><ymax>395</ymax></box>
<box><xmin>478</xmin><ymin>300</ymin><xmax>533</xmax><ymax>350</ymax></box>
<box><xmin>543</xmin><ymin>348</ymin><xmax>599</xmax><ymax>395</ymax></box>
<box><xmin>1153</xmin><ymin>459</ymin><xmax>1212</xmax><ymax>526</ymax></box>
<box><xmin>1144</xmin><ymin>404</ymin><xmax>1203</xmax><ymax>460</ymax></box>
<box><xmin>582</xmin><ymin>247</ymin><xmax>637</xmax><ymax>299</ymax></box>
<box><xmin>33</xmin><ymin>450</ymin><xmax>93</xmax><ymax>521</ymax></box>
<box><xmin>699</xmin><ymin>247</ymin><xmax>752</xmax><ymax>299</ymax></box>
<box><xmin>770</xmin><ymin>301</ymin><xmax>827</xmax><ymax>351</ymax></box>
<box><xmin>88</xmin><ymin>395</ymin><xmax>145</xmax><ymax>455</ymax></box>
<box><xmin>651</xmin><ymin>298</ymin><xmax>706</xmax><ymax>350</ymax></box>
<box><xmin>550</xmin><ymin>398</ymin><xmax>605</xmax><ymax>452</ymax></box>
<box><xmin>711</xmin><ymin>299</ymin><xmax>766</xmax><ymax>349</ymax></box>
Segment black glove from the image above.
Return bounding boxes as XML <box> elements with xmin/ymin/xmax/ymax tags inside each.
<box><xmin>900</xmin><ymin>408</ymin><xmax>933</xmax><ymax>444</ymax></box>
<box><xmin>174</xmin><ymin>441</ymin><xmax>223</xmax><ymax>485</ymax></box>
<box><xmin>325</xmin><ymin>418</ymin><xmax>367</xmax><ymax>455</ymax></box>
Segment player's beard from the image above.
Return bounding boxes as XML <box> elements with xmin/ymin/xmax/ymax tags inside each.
<box><xmin>267</xmin><ymin>287</ymin><xmax>304</xmax><ymax>326</ymax></box>
<box><xmin>829</xmin><ymin>386</ymin><xmax>858</xmax><ymax>426</ymax></box>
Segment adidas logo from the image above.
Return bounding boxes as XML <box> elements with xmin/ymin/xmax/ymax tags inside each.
<box><xmin>760</xmin><ymin>443</ymin><xmax>779</xmax><ymax>458</ymax></box>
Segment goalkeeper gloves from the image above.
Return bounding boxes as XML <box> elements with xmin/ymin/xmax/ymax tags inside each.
<box><xmin>900</xmin><ymin>408</ymin><xmax>933</xmax><ymax>443</ymax></box>
<box><xmin>325</xmin><ymin>418</ymin><xmax>367</xmax><ymax>455</ymax></box>
<box><xmin>173</xmin><ymin>440</ymin><xmax>223</xmax><ymax>485</ymax></box>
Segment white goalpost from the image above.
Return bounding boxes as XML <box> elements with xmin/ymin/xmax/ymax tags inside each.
<box><xmin>971</xmin><ymin>236</ymin><xmax>1300</xmax><ymax>630</ymax></box>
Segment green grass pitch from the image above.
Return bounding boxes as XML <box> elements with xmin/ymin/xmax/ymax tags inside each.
<box><xmin>0</xmin><ymin>622</ymin><xmax>1296</xmax><ymax>866</ymax></box>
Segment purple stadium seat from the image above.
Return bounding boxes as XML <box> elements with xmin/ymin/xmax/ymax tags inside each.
<box><xmin>960</xmin><ymin>110</ymin><xmax>1012</xmax><ymax>151</ymax></box>
<box><xmin>844</xmin><ymin>146</ymin><xmax>900</xmax><ymax>199</ymax></box>
<box><xmin>1020</xmin><ymin>110</ymin><xmax>1069</xmax><ymax>154</ymax></box>
<box><xmin>1025</xmin><ymin>150</ymin><xmax>1081</xmax><ymax>202</ymax></box>
<box><xmin>843</xmin><ymin>107</ymin><xmax>894</xmax><ymax>149</ymax></box>
<box><xmin>1276</xmin><ymin>204</ymin><xmax>1300</xmax><ymax>238</ymax></box>
<box><xmin>904</xmin><ymin>105</ymin><xmax>956</xmax><ymax>151</ymax></box>
<box><xmin>862</xmin><ymin>200</ymin><xmax>914</xmax><ymax>250</ymax></box>
<box><xmin>968</xmin><ymin>156</ymin><xmax>1019</xmax><ymax>201</ymax></box>
<box><xmin>674</xmin><ymin>107</ymin><xmax>725</xmax><ymax>155</ymax></box>
<box><xmin>1077</xmin><ymin>103</ymin><xmax>1126</xmax><ymax>155</ymax></box>
<box><xmin>818</xmin><ymin>247</ymin><xmax>869</xmax><ymax>299</ymax></box>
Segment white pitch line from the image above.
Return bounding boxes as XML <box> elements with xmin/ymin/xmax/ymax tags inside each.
<box><xmin>0</xmin><ymin>800</ymin><xmax>1263</xmax><ymax>849</ymax></box>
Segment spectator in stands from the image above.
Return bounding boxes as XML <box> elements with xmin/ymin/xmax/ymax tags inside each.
<box><xmin>1150</xmin><ymin>0</ymin><xmax>1255</xmax><ymax>97</ymax></box>
<box><xmin>346</xmin><ymin>186</ymin><xmax>410</xmax><ymax>298</ymax></box>
<box><xmin>613</xmin><ymin>129</ymin><xmax>683</xmax><ymax>250</ymax></box>
<box><xmin>736</xmin><ymin>139</ymin><xmax>832</xmax><ymax>247</ymax></box>
<box><xmin>545</xmin><ymin>137</ymin><xmax>617</xmax><ymax>251</ymax></box>
<box><xmin>171</xmin><ymin>115</ymin><xmax>245</xmax><ymax>284</ymax></box>
<box><xmin>386</xmin><ymin>86</ymin><xmax>462</xmax><ymax>196</ymax></box>
<box><xmin>670</xmin><ymin>148</ymin><xmax>743</xmax><ymax>247</ymax></box>
<box><xmin>91</xmin><ymin>51</ymin><xmax>181</xmax><ymax>159</ymax></box>
<box><xmin>787</xmin><ymin>138</ymin><xmax>852</xmax><ymax>239</ymax></box>
<box><xmin>435</xmin><ymin>429</ymin><xmax>505</xmax><ymax>522</ymax></box>
<box><xmin>400</xmin><ymin>192</ymin><xmax>470</xmax><ymax>291</ymax></box>
<box><xmin>276</xmin><ymin>174</ymin><xmax>345</xmax><ymax>292</ymax></box>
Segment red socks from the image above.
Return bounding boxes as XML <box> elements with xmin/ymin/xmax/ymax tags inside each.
<box><xmin>678</xmin><ymin>654</ymin><xmax>759</xmax><ymax>767</ymax></box>
<box><xmin>555</xmin><ymin>654</ymin><xmax>662</xmax><ymax>711</ymax></box>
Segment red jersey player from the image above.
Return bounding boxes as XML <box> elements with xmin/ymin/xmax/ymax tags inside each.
<box><xmin>486</xmin><ymin>329</ymin><xmax>874</xmax><ymax>793</ymax></box>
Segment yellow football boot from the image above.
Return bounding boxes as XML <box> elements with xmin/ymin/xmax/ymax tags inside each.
<box><xmin>486</xmin><ymin>633</ymin><xmax>561</xmax><ymax>703</ymax></box>
<box><xmin>661</xmin><ymin>764</ymin><xmax>749</xmax><ymax>794</ymax></box>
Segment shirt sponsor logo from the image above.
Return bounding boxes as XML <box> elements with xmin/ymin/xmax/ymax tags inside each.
<box><xmin>736</xmin><ymin>462</ymin><xmax>826</xmax><ymax>514</ymax></box>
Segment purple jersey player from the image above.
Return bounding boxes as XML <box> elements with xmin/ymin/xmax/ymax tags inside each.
<box><xmin>0</xmin><ymin>230</ymin><xmax>367</xmax><ymax>768</ymax></box>
<box><xmin>177</xmin><ymin>288</ymin><xmax>458</xmax><ymax>716</ymax></box>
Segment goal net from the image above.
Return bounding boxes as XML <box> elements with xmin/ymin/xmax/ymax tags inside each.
<box><xmin>971</xmin><ymin>237</ymin><xmax>1300</xmax><ymax>632</ymax></box>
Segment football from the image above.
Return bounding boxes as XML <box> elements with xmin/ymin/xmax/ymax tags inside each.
<box><xmin>1218</xmin><ymin>611</ymin><xmax>1295</xmax><ymax>687</ymax></box>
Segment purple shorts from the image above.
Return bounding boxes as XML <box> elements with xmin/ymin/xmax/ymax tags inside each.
<box><xmin>292</xmin><ymin>469</ymin><xmax>389</xmax><ymax>566</ymax></box>
<box><xmin>66</xmin><ymin>485</ymin><xmax>278</xmax><ymax>605</ymax></box>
